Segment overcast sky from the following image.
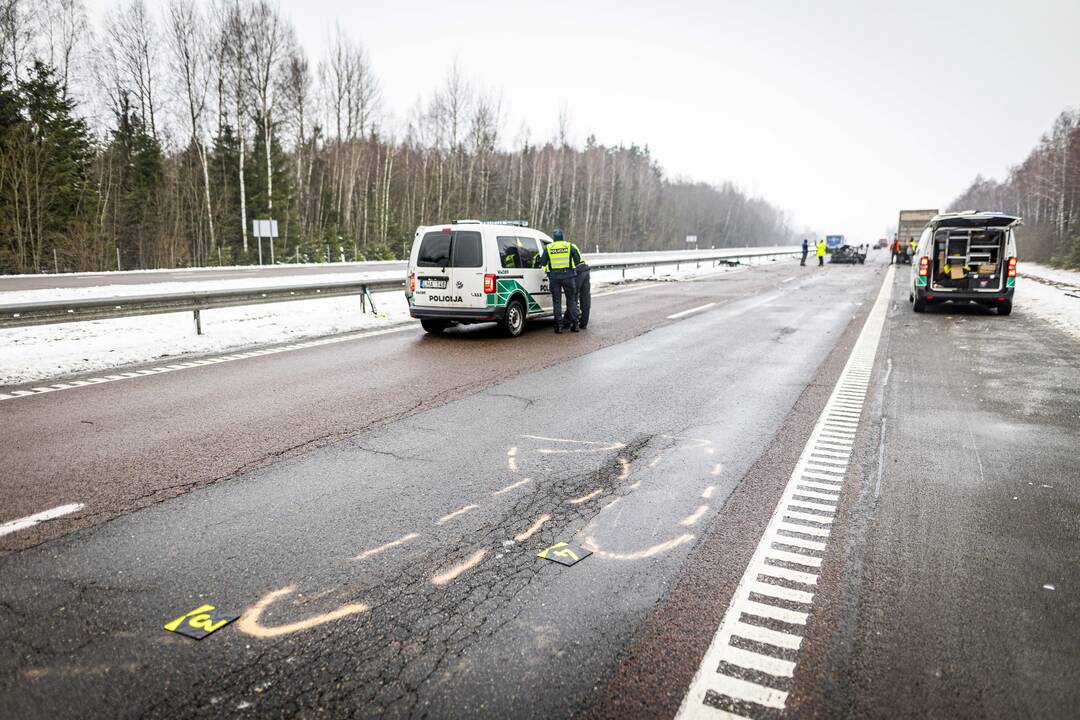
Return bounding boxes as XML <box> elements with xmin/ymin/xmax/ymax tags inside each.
<box><xmin>92</xmin><ymin>0</ymin><xmax>1080</xmax><ymax>241</ymax></box>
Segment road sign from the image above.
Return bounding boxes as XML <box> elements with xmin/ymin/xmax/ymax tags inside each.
<box><xmin>252</xmin><ymin>219</ymin><xmax>279</xmax><ymax>238</ymax></box>
<box><xmin>686</xmin><ymin>235</ymin><xmax>698</xmax><ymax>244</ymax></box>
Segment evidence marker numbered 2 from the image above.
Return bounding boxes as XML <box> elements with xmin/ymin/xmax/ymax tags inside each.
<box><xmin>537</xmin><ymin>542</ymin><xmax>592</xmax><ymax>567</ymax></box>
<box><xmin>164</xmin><ymin>604</ymin><xmax>239</xmax><ymax>640</ymax></box>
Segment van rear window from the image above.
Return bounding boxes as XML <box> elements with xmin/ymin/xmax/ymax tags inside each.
<box><xmin>417</xmin><ymin>232</ymin><xmax>451</xmax><ymax>267</ymax></box>
<box><xmin>416</xmin><ymin>230</ymin><xmax>483</xmax><ymax>268</ymax></box>
<box><xmin>451</xmin><ymin>231</ymin><xmax>482</xmax><ymax>267</ymax></box>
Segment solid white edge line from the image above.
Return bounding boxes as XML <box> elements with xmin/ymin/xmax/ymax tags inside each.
<box><xmin>667</xmin><ymin>302</ymin><xmax>717</xmax><ymax>320</ymax></box>
<box><xmin>0</xmin><ymin>502</ymin><xmax>85</xmax><ymax>538</ymax></box>
<box><xmin>675</xmin><ymin>265</ymin><xmax>893</xmax><ymax>720</ymax></box>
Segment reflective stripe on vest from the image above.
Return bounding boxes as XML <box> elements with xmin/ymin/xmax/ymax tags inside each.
<box><xmin>547</xmin><ymin>240</ymin><xmax>573</xmax><ymax>270</ymax></box>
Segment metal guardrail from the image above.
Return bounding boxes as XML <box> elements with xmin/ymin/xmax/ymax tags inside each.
<box><xmin>0</xmin><ymin>248</ymin><xmax>798</xmax><ymax>333</ymax></box>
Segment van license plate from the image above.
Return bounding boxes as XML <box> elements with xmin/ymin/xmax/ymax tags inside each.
<box><xmin>420</xmin><ymin>278</ymin><xmax>447</xmax><ymax>289</ymax></box>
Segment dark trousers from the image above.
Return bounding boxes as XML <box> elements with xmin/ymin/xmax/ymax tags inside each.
<box><xmin>550</xmin><ymin>273</ymin><xmax>579</xmax><ymax>328</ymax></box>
<box><xmin>818</xmin><ymin>255</ymin><xmax>824</xmax><ymax>266</ymax></box>
<box><xmin>801</xmin><ymin>250</ymin><xmax>808</xmax><ymax>266</ymax></box>
<box><xmin>575</xmin><ymin>267</ymin><xmax>591</xmax><ymax>328</ymax></box>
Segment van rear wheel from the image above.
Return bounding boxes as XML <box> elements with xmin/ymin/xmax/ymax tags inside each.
<box><xmin>998</xmin><ymin>300</ymin><xmax>1013</xmax><ymax>316</ymax></box>
<box><xmin>912</xmin><ymin>293</ymin><xmax>927</xmax><ymax>313</ymax></box>
<box><xmin>501</xmin><ymin>299</ymin><xmax>526</xmax><ymax>337</ymax></box>
<box><xmin>420</xmin><ymin>319</ymin><xmax>448</xmax><ymax>334</ymax></box>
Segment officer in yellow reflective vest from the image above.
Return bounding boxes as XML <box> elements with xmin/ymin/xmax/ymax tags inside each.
<box><xmin>539</xmin><ymin>229</ymin><xmax>581</xmax><ymax>333</ymax></box>
<box><xmin>816</xmin><ymin>238</ymin><xmax>827</xmax><ymax>266</ymax></box>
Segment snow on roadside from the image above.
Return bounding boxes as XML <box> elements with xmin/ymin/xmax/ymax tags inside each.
<box><xmin>0</xmin><ymin>291</ymin><xmax>411</xmax><ymax>386</ymax></box>
<box><xmin>1017</xmin><ymin>263</ymin><xmax>1080</xmax><ymax>342</ymax></box>
<box><xmin>1020</xmin><ymin>262</ymin><xmax>1080</xmax><ymax>290</ymax></box>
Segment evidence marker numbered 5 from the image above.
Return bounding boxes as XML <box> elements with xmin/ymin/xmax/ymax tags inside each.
<box><xmin>164</xmin><ymin>604</ymin><xmax>239</xmax><ymax>640</ymax></box>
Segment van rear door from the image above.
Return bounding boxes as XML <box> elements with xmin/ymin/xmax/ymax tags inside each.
<box><xmin>413</xmin><ymin>229</ymin><xmax>486</xmax><ymax>310</ymax></box>
<box><xmin>414</xmin><ymin>230</ymin><xmax>453</xmax><ymax>306</ymax></box>
<box><xmin>448</xmin><ymin>230</ymin><xmax>486</xmax><ymax>310</ymax></box>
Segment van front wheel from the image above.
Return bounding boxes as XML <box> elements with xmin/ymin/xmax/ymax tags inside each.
<box><xmin>501</xmin><ymin>299</ymin><xmax>526</xmax><ymax>337</ymax></box>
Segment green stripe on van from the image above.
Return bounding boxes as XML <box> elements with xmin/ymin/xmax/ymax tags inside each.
<box><xmin>487</xmin><ymin>279</ymin><xmax>542</xmax><ymax>313</ymax></box>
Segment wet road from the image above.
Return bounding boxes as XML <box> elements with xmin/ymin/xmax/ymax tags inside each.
<box><xmin>2</xmin><ymin>255</ymin><xmax>1077</xmax><ymax>719</ymax></box>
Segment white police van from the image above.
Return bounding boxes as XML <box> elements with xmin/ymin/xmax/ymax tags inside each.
<box><xmin>909</xmin><ymin>211</ymin><xmax>1020</xmax><ymax>315</ymax></box>
<box><xmin>405</xmin><ymin>220</ymin><xmax>555</xmax><ymax>337</ymax></box>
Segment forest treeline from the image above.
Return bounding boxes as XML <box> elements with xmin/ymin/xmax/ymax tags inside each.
<box><xmin>950</xmin><ymin>108</ymin><xmax>1080</xmax><ymax>268</ymax></box>
<box><xmin>0</xmin><ymin>0</ymin><xmax>793</xmax><ymax>274</ymax></box>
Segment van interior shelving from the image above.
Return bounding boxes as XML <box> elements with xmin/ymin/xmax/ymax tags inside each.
<box><xmin>930</xmin><ymin>227</ymin><xmax>1006</xmax><ymax>291</ymax></box>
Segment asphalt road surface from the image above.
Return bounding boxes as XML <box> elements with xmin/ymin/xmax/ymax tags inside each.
<box><xmin>1</xmin><ymin>252</ymin><xmax>1076</xmax><ymax>719</ymax></box>
<box><xmin>0</xmin><ymin>247</ymin><xmax>794</xmax><ymax>291</ymax></box>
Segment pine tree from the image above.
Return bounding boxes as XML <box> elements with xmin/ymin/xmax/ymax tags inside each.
<box><xmin>103</xmin><ymin>90</ymin><xmax>165</xmax><ymax>268</ymax></box>
<box><xmin>1</xmin><ymin>61</ymin><xmax>95</xmax><ymax>272</ymax></box>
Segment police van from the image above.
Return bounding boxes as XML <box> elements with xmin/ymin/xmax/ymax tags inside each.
<box><xmin>909</xmin><ymin>211</ymin><xmax>1020</xmax><ymax>315</ymax></box>
<box><xmin>405</xmin><ymin>220</ymin><xmax>555</xmax><ymax>337</ymax></box>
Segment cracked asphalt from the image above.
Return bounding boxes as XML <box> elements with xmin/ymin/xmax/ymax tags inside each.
<box><xmin>3</xmin><ymin>252</ymin><xmax>1076</xmax><ymax>719</ymax></box>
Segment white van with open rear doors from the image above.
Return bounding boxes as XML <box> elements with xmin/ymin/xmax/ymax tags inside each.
<box><xmin>909</xmin><ymin>211</ymin><xmax>1020</xmax><ymax>315</ymax></box>
<box><xmin>405</xmin><ymin>220</ymin><xmax>555</xmax><ymax>337</ymax></box>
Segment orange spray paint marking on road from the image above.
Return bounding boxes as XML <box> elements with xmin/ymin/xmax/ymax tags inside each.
<box><xmin>583</xmin><ymin>534</ymin><xmax>695</xmax><ymax>561</ymax></box>
<box><xmin>437</xmin><ymin>504</ymin><xmax>478</xmax><ymax>525</ymax></box>
<box><xmin>514</xmin><ymin>514</ymin><xmax>551</xmax><ymax>542</ymax></box>
<box><xmin>431</xmin><ymin>549</ymin><xmax>487</xmax><ymax>586</ymax></box>
<box><xmin>353</xmin><ymin>532</ymin><xmax>419</xmax><ymax>561</ymax></box>
<box><xmin>494</xmin><ymin>478</ymin><xmax>531</xmax><ymax>495</ymax></box>
<box><xmin>569</xmin><ymin>489</ymin><xmax>602</xmax><ymax>505</ymax></box>
<box><xmin>680</xmin><ymin>505</ymin><xmax>709</xmax><ymax>526</ymax></box>
<box><xmin>237</xmin><ymin>586</ymin><xmax>368</xmax><ymax>638</ymax></box>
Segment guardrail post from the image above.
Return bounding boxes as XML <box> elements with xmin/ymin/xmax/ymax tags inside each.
<box><xmin>621</xmin><ymin>267</ymin><xmax>626</xmax><ymax>280</ymax></box>
<box><xmin>193</xmin><ymin>309</ymin><xmax>202</xmax><ymax>335</ymax></box>
<box><xmin>361</xmin><ymin>287</ymin><xmax>368</xmax><ymax>313</ymax></box>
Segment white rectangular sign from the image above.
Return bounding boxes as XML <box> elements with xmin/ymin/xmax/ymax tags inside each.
<box><xmin>686</xmin><ymin>235</ymin><xmax>698</xmax><ymax>244</ymax></box>
<box><xmin>252</xmin><ymin>219</ymin><xmax>279</xmax><ymax>237</ymax></box>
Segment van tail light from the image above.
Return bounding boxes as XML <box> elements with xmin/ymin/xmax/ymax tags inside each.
<box><xmin>484</xmin><ymin>274</ymin><xmax>497</xmax><ymax>294</ymax></box>
<box><xmin>918</xmin><ymin>256</ymin><xmax>929</xmax><ymax>277</ymax></box>
<box><xmin>409</xmin><ymin>273</ymin><xmax>415</xmax><ymax>292</ymax></box>
<box><xmin>1007</xmin><ymin>257</ymin><xmax>1017</xmax><ymax>278</ymax></box>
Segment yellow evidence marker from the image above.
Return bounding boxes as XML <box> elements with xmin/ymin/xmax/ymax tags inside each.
<box><xmin>537</xmin><ymin>542</ymin><xmax>592</xmax><ymax>567</ymax></box>
<box><xmin>164</xmin><ymin>604</ymin><xmax>239</xmax><ymax>640</ymax></box>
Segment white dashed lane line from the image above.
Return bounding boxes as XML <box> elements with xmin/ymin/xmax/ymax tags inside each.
<box><xmin>675</xmin><ymin>265</ymin><xmax>893</xmax><ymax>720</ymax></box>
<box><xmin>667</xmin><ymin>302</ymin><xmax>717</xmax><ymax>320</ymax></box>
<box><xmin>0</xmin><ymin>503</ymin><xmax>85</xmax><ymax>538</ymax></box>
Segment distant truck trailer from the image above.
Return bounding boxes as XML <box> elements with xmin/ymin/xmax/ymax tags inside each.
<box><xmin>825</xmin><ymin>235</ymin><xmax>844</xmax><ymax>252</ymax></box>
<box><xmin>897</xmin><ymin>209</ymin><xmax>939</xmax><ymax>247</ymax></box>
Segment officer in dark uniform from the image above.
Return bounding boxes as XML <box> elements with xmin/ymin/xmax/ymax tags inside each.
<box><xmin>538</xmin><ymin>229</ymin><xmax>581</xmax><ymax>333</ymax></box>
<box><xmin>571</xmin><ymin>239</ymin><xmax>590</xmax><ymax>329</ymax></box>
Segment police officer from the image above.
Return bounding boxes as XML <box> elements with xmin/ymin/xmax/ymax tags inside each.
<box><xmin>801</xmin><ymin>238</ymin><xmax>809</xmax><ymax>266</ymax></box>
<box><xmin>539</xmin><ymin>229</ymin><xmax>581</xmax><ymax>333</ymax></box>
<box><xmin>816</xmin><ymin>238</ymin><xmax>827</xmax><ymax>266</ymax></box>
<box><xmin>571</xmin><ymin>239</ymin><xmax>590</xmax><ymax>330</ymax></box>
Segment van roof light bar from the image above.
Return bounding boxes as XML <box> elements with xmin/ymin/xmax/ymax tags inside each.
<box><xmin>452</xmin><ymin>218</ymin><xmax>530</xmax><ymax>227</ymax></box>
